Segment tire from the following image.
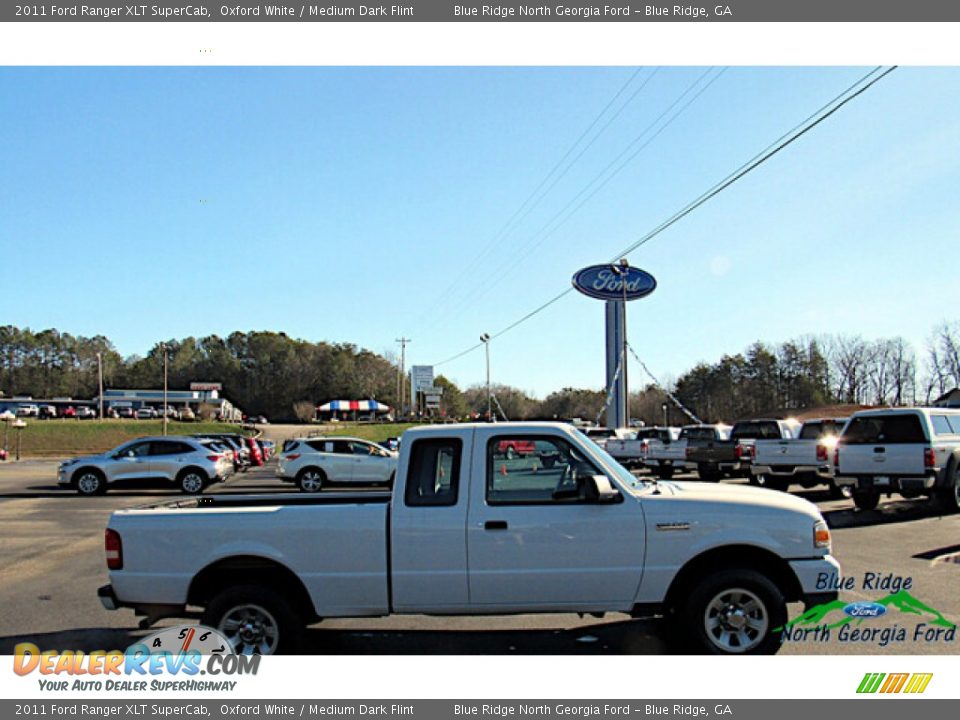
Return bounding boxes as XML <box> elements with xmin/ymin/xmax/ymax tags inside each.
<box><xmin>852</xmin><ymin>488</ymin><xmax>880</xmax><ymax>511</ymax></box>
<box><xmin>697</xmin><ymin>463</ymin><xmax>720</xmax><ymax>483</ymax></box>
<box><xmin>505</xmin><ymin>446</ymin><xmax>517</xmax><ymax>460</ymax></box>
<box><xmin>935</xmin><ymin>461</ymin><xmax>960</xmax><ymax>514</ymax></box>
<box><xmin>680</xmin><ymin>568</ymin><xmax>786</xmax><ymax>655</ymax></box>
<box><xmin>75</xmin><ymin>468</ymin><xmax>106</xmax><ymax>496</ymax></box>
<box><xmin>753</xmin><ymin>473</ymin><xmax>789</xmax><ymax>492</ymax></box>
<box><xmin>656</xmin><ymin>465</ymin><xmax>675</xmax><ymax>480</ymax></box>
<box><xmin>297</xmin><ymin>467</ymin><xmax>325</xmax><ymax>493</ymax></box>
<box><xmin>201</xmin><ymin>585</ymin><xmax>302</xmax><ymax>655</ymax></box>
<box><xmin>828</xmin><ymin>481</ymin><xmax>852</xmax><ymax>500</ymax></box>
<box><xmin>177</xmin><ymin>468</ymin><xmax>207</xmax><ymax>495</ymax></box>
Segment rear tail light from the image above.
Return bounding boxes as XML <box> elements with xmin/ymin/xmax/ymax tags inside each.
<box><xmin>105</xmin><ymin>529</ymin><xmax>123</xmax><ymax>570</ymax></box>
<box><xmin>734</xmin><ymin>444</ymin><xmax>743</xmax><ymax>460</ymax></box>
<box><xmin>207</xmin><ymin>454</ymin><xmax>222</xmax><ymax>462</ymax></box>
<box><xmin>924</xmin><ymin>447</ymin><xmax>936</xmax><ymax>469</ymax></box>
<box><xmin>816</xmin><ymin>444</ymin><xmax>828</xmax><ymax>462</ymax></box>
<box><xmin>285</xmin><ymin>453</ymin><xmax>301</xmax><ymax>461</ymax></box>
<box><xmin>833</xmin><ymin>447</ymin><xmax>840</xmax><ymax>468</ymax></box>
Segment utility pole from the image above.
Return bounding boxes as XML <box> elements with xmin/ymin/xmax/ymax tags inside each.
<box><xmin>161</xmin><ymin>343</ymin><xmax>168</xmax><ymax>436</ymax></box>
<box><xmin>97</xmin><ymin>352</ymin><xmax>104</xmax><ymax>420</ymax></box>
<box><xmin>395</xmin><ymin>337</ymin><xmax>410</xmax><ymax>419</ymax></box>
<box><xmin>480</xmin><ymin>333</ymin><xmax>492</xmax><ymax>422</ymax></box>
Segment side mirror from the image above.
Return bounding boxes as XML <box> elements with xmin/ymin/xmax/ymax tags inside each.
<box><xmin>590</xmin><ymin>475</ymin><xmax>621</xmax><ymax>503</ymax></box>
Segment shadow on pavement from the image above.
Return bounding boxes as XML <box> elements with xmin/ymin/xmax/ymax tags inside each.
<box><xmin>0</xmin><ymin>618</ymin><xmax>671</xmax><ymax>655</ymax></box>
<box><xmin>823</xmin><ymin>498</ymin><xmax>952</xmax><ymax>529</ymax></box>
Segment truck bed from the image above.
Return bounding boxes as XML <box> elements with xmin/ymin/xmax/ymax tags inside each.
<box><xmin>108</xmin><ymin>492</ymin><xmax>392</xmax><ymax>617</ymax></box>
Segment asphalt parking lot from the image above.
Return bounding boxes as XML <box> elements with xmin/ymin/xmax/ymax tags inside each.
<box><xmin>0</xmin><ymin>457</ymin><xmax>957</xmax><ymax>655</ymax></box>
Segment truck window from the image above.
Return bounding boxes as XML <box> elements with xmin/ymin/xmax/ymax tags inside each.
<box><xmin>487</xmin><ymin>436</ymin><xmax>603</xmax><ymax>505</ymax></box>
<box><xmin>931</xmin><ymin>415</ymin><xmax>957</xmax><ymax>436</ymax></box>
<box><xmin>798</xmin><ymin>423</ymin><xmax>824</xmax><ymax>440</ymax></box>
<box><xmin>404</xmin><ymin>438</ymin><xmax>462</xmax><ymax>507</ymax></box>
<box><xmin>731</xmin><ymin>421</ymin><xmax>782</xmax><ymax>440</ymax></box>
<box><xmin>842</xmin><ymin>414</ymin><xmax>927</xmax><ymax>444</ymax></box>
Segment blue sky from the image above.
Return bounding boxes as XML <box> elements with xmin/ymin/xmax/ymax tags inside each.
<box><xmin>2</xmin><ymin>67</ymin><xmax>958</xmax><ymax>396</ymax></box>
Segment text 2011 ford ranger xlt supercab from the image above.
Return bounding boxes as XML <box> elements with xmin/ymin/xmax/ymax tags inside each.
<box><xmin>99</xmin><ymin>422</ymin><xmax>840</xmax><ymax>655</ymax></box>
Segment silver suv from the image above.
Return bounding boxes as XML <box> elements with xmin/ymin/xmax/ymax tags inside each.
<box><xmin>58</xmin><ymin>437</ymin><xmax>233</xmax><ymax>496</ymax></box>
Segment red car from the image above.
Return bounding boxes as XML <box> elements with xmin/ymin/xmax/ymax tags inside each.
<box><xmin>496</xmin><ymin>439</ymin><xmax>536</xmax><ymax>459</ymax></box>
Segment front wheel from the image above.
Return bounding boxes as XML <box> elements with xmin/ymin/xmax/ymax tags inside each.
<box><xmin>201</xmin><ymin>585</ymin><xmax>302</xmax><ymax>655</ymax></box>
<box><xmin>75</xmin><ymin>469</ymin><xmax>106</xmax><ymax>496</ymax></box>
<box><xmin>680</xmin><ymin>568</ymin><xmax>786</xmax><ymax>655</ymax></box>
<box><xmin>178</xmin><ymin>469</ymin><xmax>207</xmax><ymax>495</ymax></box>
<box><xmin>853</xmin><ymin>488</ymin><xmax>880</xmax><ymax>511</ymax></box>
<box><xmin>656</xmin><ymin>465</ymin><xmax>675</xmax><ymax>480</ymax></box>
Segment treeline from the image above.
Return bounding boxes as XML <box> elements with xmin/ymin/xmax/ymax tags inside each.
<box><xmin>2</xmin><ymin>321</ymin><xmax>958</xmax><ymax>424</ymax></box>
<box><xmin>443</xmin><ymin>323</ymin><xmax>960</xmax><ymax>424</ymax></box>
<box><xmin>0</xmin><ymin>327</ymin><xmax>400</xmax><ymax>420</ymax></box>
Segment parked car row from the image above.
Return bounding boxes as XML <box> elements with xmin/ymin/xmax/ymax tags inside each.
<box><xmin>57</xmin><ymin>431</ymin><xmax>274</xmax><ymax>495</ymax></box>
<box><xmin>602</xmin><ymin>408</ymin><xmax>960</xmax><ymax>514</ymax></box>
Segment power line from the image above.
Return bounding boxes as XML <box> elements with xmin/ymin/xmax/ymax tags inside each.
<box><xmin>431</xmin><ymin>66</ymin><xmax>896</xmax><ymax>368</ymax></box>
<box><xmin>456</xmin><ymin>67</ymin><xmax>725</xmax><ymax>313</ymax></box>
<box><xmin>417</xmin><ymin>68</ymin><xmax>648</xmax><ymax>330</ymax></box>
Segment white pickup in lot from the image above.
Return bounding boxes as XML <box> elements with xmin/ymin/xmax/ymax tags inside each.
<box><xmin>751</xmin><ymin>418</ymin><xmax>847</xmax><ymax>496</ymax></box>
<box><xmin>833</xmin><ymin>408</ymin><xmax>960</xmax><ymax>511</ymax></box>
<box><xmin>99</xmin><ymin>422</ymin><xmax>839</xmax><ymax>655</ymax></box>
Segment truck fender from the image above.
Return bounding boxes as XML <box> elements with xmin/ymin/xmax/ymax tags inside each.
<box><xmin>187</xmin><ymin>555</ymin><xmax>318</xmax><ymax>623</ymax></box>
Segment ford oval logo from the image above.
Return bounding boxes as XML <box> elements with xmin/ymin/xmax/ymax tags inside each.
<box><xmin>571</xmin><ymin>265</ymin><xmax>657</xmax><ymax>301</ymax></box>
<box><xmin>843</xmin><ymin>601</ymin><xmax>887</xmax><ymax>618</ymax></box>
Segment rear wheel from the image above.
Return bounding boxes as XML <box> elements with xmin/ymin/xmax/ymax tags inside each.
<box><xmin>201</xmin><ymin>585</ymin><xmax>302</xmax><ymax>655</ymax></box>
<box><xmin>680</xmin><ymin>568</ymin><xmax>786</xmax><ymax>655</ymax></box>
<box><xmin>297</xmin><ymin>468</ymin><xmax>325</xmax><ymax>493</ymax></box>
<box><xmin>656</xmin><ymin>465</ymin><xmax>675</xmax><ymax>480</ymax></box>
<box><xmin>852</xmin><ymin>488</ymin><xmax>880</xmax><ymax>511</ymax></box>
<box><xmin>935</xmin><ymin>462</ymin><xmax>960</xmax><ymax>514</ymax></box>
<box><xmin>75</xmin><ymin>469</ymin><xmax>106</xmax><ymax>496</ymax></box>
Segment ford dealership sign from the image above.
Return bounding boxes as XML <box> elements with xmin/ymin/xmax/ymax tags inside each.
<box><xmin>572</xmin><ymin>265</ymin><xmax>657</xmax><ymax>301</ymax></box>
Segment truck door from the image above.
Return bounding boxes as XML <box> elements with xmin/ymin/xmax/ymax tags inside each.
<box><xmin>466</xmin><ymin>430</ymin><xmax>645</xmax><ymax>611</ymax></box>
<box><xmin>390</xmin><ymin>431</ymin><xmax>471</xmax><ymax>612</ymax></box>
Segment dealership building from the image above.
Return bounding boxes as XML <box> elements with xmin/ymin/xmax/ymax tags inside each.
<box><xmin>94</xmin><ymin>383</ymin><xmax>243</xmax><ymax>420</ymax></box>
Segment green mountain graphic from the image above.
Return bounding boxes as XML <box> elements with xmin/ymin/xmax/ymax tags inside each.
<box><xmin>781</xmin><ymin>590</ymin><xmax>956</xmax><ymax>631</ymax></box>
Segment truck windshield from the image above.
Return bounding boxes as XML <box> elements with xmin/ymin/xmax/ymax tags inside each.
<box><xmin>578</xmin><ymin>433</ymin><xmax>645</xmax><ymax>488</ymax></box>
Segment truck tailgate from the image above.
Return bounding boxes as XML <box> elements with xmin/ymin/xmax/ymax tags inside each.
<box><xmin>108</xmin><ymin>493</ymin><xmax>391</xmax><ymax>617</ymax></box>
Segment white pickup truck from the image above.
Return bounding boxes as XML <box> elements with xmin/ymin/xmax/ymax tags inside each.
<box><xmin>605</xmin><ymin>427</ymin><xmax>677</xmax><ymax>470</ymax></box>
<box><xmin>751</xmin><ymin>418</ymin><xmax>848</xmax><ymax>496</ymax></box>
<box><xmin>98</xmin><ymin>422</ymin><xmax>839</xmax><ymax>655</ymax></box>
<box><xmin>833</xmin><ymin>408</ymin><xmax>960</xmax><ymax>511</ymax></box>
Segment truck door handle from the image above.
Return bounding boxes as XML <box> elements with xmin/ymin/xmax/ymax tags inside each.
<box><xmin>484</xmin><ymin>520</ymin><xmax>508</xmax><ymax>531</ymax></box>
<box><xmin>873</xmin><ymin>447</ymin><xmax>885</xmax><ymax>453</ymax></box>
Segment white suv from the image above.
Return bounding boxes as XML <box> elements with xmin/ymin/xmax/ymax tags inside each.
<box><xmin>278</xmin><ymin>437</ymin><xmax>398</xmax><ymax>492</ymax></box>
<box><xmin>833</xmin><ymin>408</ymin><xmax>960</xmax><ymax>511</ymax></box>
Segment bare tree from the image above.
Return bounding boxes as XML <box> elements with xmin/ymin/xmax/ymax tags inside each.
<box><xmin>826</xmin><ymin>335</ymin><xmax>871</xmax><ymax>404</ymax></box>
